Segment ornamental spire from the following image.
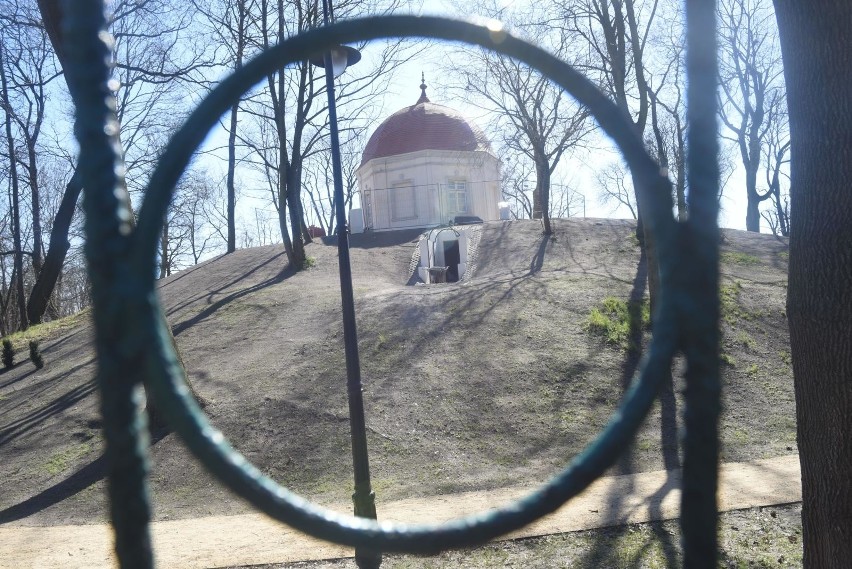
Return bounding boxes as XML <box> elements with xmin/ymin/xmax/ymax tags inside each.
<box><xmin>417</xmin><ymin>72</ymin><xmax>430</xmax><ymax>104</ymax></box>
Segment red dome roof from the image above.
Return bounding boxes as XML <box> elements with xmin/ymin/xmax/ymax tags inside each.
<box><xmin>360</xmin><ymin>84</ymin><xmax>492</xmax><ymax>166</ymax></box>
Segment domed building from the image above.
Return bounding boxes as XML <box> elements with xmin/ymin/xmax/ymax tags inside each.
<box><xmin>353</xmin><ymin>77</ymin><xmax>502</xmax><ymax>233</ymax></box>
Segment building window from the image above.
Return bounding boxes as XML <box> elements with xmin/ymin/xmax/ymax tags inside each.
<box><xmin>446</xmin><ymin>181</ymin><xmax>468</xmax><ymax>214</ymax></box>
<box><xmin>391</xmin><ymin>184</ymin><xmax>417</xmax><ymax>221</ymax></box>
<box><xmin>362</xmin><ymin>190</ymin><xmax>373</xmax><ymax>229</ymax></box>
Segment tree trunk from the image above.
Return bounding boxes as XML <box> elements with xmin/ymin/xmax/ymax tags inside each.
<box><xmin>301</xmin><ymin>218</ymin><xmax>313</xmax><ymax>244</ymax></box>
<box><xmin>286</xmin><ymin>159</ymin><xmax>306</xmax><ymax>268</ymax></box>
<box><xmin>225</xmin><ymin>0</ymin><xmax>246</xmax><ymax>254</ymax></box>
<box><xmin>275</xmin><ymin>120</ymin><xmax>295</xmax><ymax>265</ymax></box>
<box><xmin>226</xmin><ymin>101</ymin><xmax>238</xmax><ymax>253</ymax></box>
<box><xmin>676</xmin><ymin>149</ymin><xmax>687</xmax><ymax>222</ymax></box>
<box><xmin>28</xmin><ymin>169</ymin><xmax>83</xmax><ymax>324</ymax></box>
<box><xmin>1</xmin><ymin>46</ymin><xmax>28</xmax><ymax>332</ymax></box>
<box><xmin>745</xmin><ymin>190</ymin><xmax>761</xmax><ymax>232</ymax></box>
<box><xmin>28</xmin><ymin>0</ymin><xmax>79</xmax><ymax>325</ymax></box>
<box><xmin>26</xmin><ymin>139</ymin><xmax>45</xmax><ymax>276</ymax></box>
<box><xmin>635</xmin><ymin>204</ymin><xmax>645</xmax><ymax>245</ymax></box>
<box><xmin>160</xmin><ymin>222</ymin><xmax>169</xmax><ymax>279</ymax></box>
<box><xmin>774</xmin><ymin>1</ymin><xmax>852</xmax><ymax>566</ymax></box>
<box><xmin>531</xmin><ymin>184</ymin><xmax>543</xmax><ymax>220</ymax></box>
<box><xmin>745</xmin><ymin>165</ymin><xmax>762</xmax><ymax>232</ymax></box>
<box><xmin>535</xmin><ymin>156</ymin><xmax>552</xmax><ymax>235</ymax></box>
<box><xmin>276</xmin><ymin>193</ymin><xmax>295</xmax><ymax>263</ymax></box>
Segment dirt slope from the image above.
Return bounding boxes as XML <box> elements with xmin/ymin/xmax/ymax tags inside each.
<box><xmin>0</xmin><ymin>219</ymin><xmax>794</xmax><ymax>528</ymax></box>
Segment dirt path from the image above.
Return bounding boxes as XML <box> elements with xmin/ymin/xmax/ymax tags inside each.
<box><xmin>0</xmin><ymin>455</ymin><xmax>801</xmax><ymax>569</ymax></box>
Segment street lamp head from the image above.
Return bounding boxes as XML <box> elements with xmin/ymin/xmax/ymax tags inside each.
<box><xmin>310</xmin><ymin>45</ymin><xmax>361</xmax><ymax>78</ymax></box>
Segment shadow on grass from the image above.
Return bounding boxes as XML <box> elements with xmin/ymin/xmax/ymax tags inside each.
<box><xmin>164</xmin><ymin>250</ymin><xmax>289</xmax><ymax>325</ymax></box>
<box><xmin>577</xmin><ymin>247</ymin><xmax>681</xmax><ymax>569</ymax></box>
<box><xmin>0</xmin><ymin>366</ymin><xmax>38</xmax><ymax>389</ymax></box>
<box><xmin>0</xmin><ymin>429</ymin><xmax>169</xmax><ymax>524</ymax></box>
<box><xmin>0</xmin><ymin>359</ymin><xmax>98</xmax><ymax>446</ymax></box>
<box><xmin>171</xmin><ymin>263</ymin><xmax>295</xmax><ymax>336</ymax></box>
<box><xmin>342</xmin><ymin>228</ymin><xmax>426</xmax><ymax>250</ymax></box>
<box><xmin>528</xmin><ymin>232</ymin><xmax>551</xmax><ymax>275</ymax></box>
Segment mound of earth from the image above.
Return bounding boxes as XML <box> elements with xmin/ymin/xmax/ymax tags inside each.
<box><xmin>0</xmin><ymin>219</ymin><xmax>794</xmax><ymax>529</ymax></box>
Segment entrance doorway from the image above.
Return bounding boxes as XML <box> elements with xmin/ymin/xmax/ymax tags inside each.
<box><xmin>443</xmin><ymin>239</ymin><xmax>460</xmax><ymax>282</ymax></box>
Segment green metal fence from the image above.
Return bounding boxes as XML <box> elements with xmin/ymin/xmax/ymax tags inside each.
<box><xmin>64</xmin><ymin>0</ymin><xmax>719</xmax><ymax>566</ymax></box>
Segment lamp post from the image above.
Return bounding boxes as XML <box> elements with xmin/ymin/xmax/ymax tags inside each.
<box><xmin>312</xmin><ymin>2</ymin><xmax>380</xmax><ymax>568</ymax></box>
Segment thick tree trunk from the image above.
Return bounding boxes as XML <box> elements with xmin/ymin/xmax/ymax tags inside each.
<box><xmin>745</xmin><ymin>190</ymin><xmax>761</xmax><ymax>232</ymax></box>
<box><xmin>276</xmin><ymin>195</ymin><xmax>295</xmax><ymax>263</ymax></box>
<box><xmin>676</xmin><ymin>153</ymin><xmax>687</xmax><ymax>222</ymax></box>
<box><xmin>301</xmin><ymin>218</ymin><xmax>313</xmax><ymax>244</ymax></box>
<box><xmin>275</xmin><ymin>127</ymin><xmax>295</xmax><ymax>266</ymax></box>
<box><xmin>745</xmin><ymin>165</ymin><xmax>762</xmax><ymax>232</ymax></box>
<box><xmin>286</xmin><ymin>159</ymin><xmax>306</xmax><ymax>268</ymax></box>
<box><xmin>28</xmin><ymin>169</ymin><xmax>82</xmax><ymax>324</ymax></box>
<box><xmin>774</xmin><ymin>1</ymin><xmax>852</xmax><ymax>566</ymax></box>
<box><xmin>535</xmin><ymin>156</ymin><xmax>552</xmax><ymax>234</ymax></box>
<box><xmin>531</xmin><ymin>185</ymin><xmax>542</xmax><ymax>220</ymax></box>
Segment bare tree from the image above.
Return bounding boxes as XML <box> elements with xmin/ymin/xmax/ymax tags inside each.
<box><xmin>193</xmin><ymin>0</ymin><xmax>255</xmax><ymax>253</ymax></box>
<box><xmin>27</xmin><ymin>0</ymin><xmax>84</xmax><ymax>325</ymax></box>
<box><xmin>759</xmin><ymin>104</ymin><xmax>790</xmax><ymax>236</ymax></box>
<box><xmin>238</xmin><ymin>0</ymin><xmax>416</xmax><ymax>268</ymax></box>
<box><xmin>0</xmin><ymin>36</ymin><xmax>29</xmax><ymax>330</ymax></box>
<box><xmin>159</xmin><ymin>168</ymin><xmax>225</xmax><ymax>277</ymax></box>
<box><xmin>108</xmin><ymin>0</ymin><xmax>213</xmax><ymax>194</ymax></box>
<box><xmin>646</xmin><ymin>15</ymin><xmax>688</xmax><ymax>221</ymax></box>
<box><xmin>447</xmin><ymin>1</ymin><xmax>590</xmax><ymax>235</ymax></box>
<box><xmin>565</xmin><ymin>0</ymin><xmax>668</xmax><ymax>314</ymax></box>
<box><xmin>499</xmin><ymin>153</ymin><xmax>535</xmax><ymax>220</ymax></box>
<box><xmin>717</xmin><ymin>0</ymin><xmax>787</xmax><ymax>232</ymax></box>
<box><xmin>597</xmin><ymin>160</ymin><xmax>637</xmax><ymax>218</ymax></box>
<box><xmin>28</xmin><ymin>0</ymin><xmax>213</xmax><ymax>324</ymax></box>
<box><xmin>565</xmin><ymin>0</ymin><xmax>658</xmax><ymax>236</ymax></box>
<box><xmin>0</xmin><ymin>0</ymin><xmax>68</xmax><ymax>331</ymax></box>
<box><xmin>0</xmin><ymin>4</ymin><xmax>59</xmax><ymax>279</ymax></box>
<box><xmin>302</xmin><ymin>129</ymin><xmax>363</xmax><ymax>234</ymax></box>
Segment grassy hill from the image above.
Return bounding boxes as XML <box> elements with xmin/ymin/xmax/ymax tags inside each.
<box><xmin>0</xmin><ymin>219</ymin><xmax>794</xmax><ymax>531</ymax></box>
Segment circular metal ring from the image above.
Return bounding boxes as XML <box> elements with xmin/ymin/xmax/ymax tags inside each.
<box><xmin>135</xmin><ymin>15</ymin><xmax>677</xmax><ymax>553</ymax></box>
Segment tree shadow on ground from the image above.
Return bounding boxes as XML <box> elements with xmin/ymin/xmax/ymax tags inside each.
<box><xmin>528</xmin><ymin>233</ymin><xmax>551</xmax><ymax>275</ymax></box>
<box><xmin>577</xmin><ymin>247</ymin><xmax>681</xmax><ymax>569</ymax></box>
<box><xmin>0</xmin><ymin>366</ymin><xmax>38</xmax><ymax>389</ymax></box>
<box><xmin>342</xmin><ymin>228</ymin><xmax>426</xmax><ymax>250</ymax></box>
<box><xmin>0</xmin><ymin>359</ymin><xmax>97</xmax><ymax>446</ymax></box>
<box><xmin>0</xmin><ymin>429</ymin><xmax>168</xmax><ymax>524</ymax></box>
<box><xmin>164</xmin><ymin>250</ymin><xmax>289</xmax><ymax>322</ymax></box>
<box><xmin>171</xmin><ymin>264</ymin><xmax>295</xmax><ymax>336</ymax></box>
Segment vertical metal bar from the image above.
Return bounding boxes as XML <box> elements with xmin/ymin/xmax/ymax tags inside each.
<box><xmin>682</xmin><ymin>0</ymin><xmax>721</xmax><ymax>566</ymax></box>
<box><xmin>320</xmin><ymin>1</ymin><xmax>380</xmax><ymax>567</ymax></box>
<box><xmin>63</xmin><ymin>0</ymin><xmax>154</xmax><ymax>566</ymax></box>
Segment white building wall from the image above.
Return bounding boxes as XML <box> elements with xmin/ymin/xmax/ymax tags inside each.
<box><xmin>356</xmin><ymin>149</ymin><xmax>501</xmax><ymax>231</ymax></box>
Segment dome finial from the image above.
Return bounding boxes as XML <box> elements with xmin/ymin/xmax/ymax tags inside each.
<box><xmin>417</xmin><ymin>72</ymin><xmax>430</xmax><ymax>104</ymax></box>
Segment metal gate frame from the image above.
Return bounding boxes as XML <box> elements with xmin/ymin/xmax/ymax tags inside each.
<box><xmin>64</xmin><ymin>1</ymin><xmax>719</xmax><ymax>566</ymax></box>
